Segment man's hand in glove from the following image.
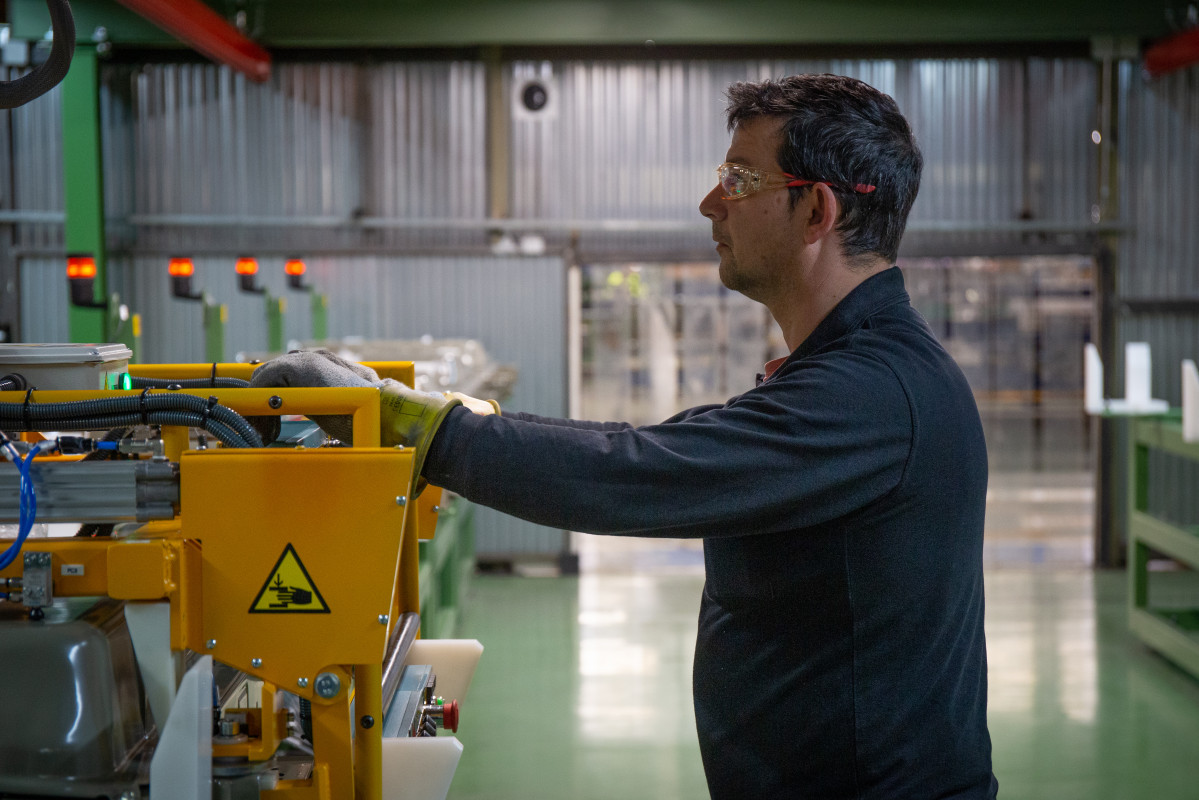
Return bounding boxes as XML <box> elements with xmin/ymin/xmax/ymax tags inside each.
<box><xmin>248</xmin><ymin>349</ymin><xmax>378</xmax><ymax>445</ymax></box>
<box><xmin>249</xmin><ymin>349</ymin><xmax>487</xmax><ymax>483</ymax></box>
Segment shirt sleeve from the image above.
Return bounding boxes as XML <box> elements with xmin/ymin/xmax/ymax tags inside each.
<box><xmin>424</xmin><ymin>353</ymin><xmax>911</xmax><ymax>538</ymax></box>
<box><xmin>508</xmin><ymin>403</ymin><xmax>726</xmax><ymax>431</ymax></box>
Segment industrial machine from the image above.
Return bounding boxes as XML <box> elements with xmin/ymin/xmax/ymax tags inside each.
<box><xmin>0</xmin><ymin>344</ymin><xmax>482</xmax><ymax>800</ymax></box>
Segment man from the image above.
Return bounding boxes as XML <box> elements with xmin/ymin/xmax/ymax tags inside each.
<box><xmin>255</xmin><ymin>74</ymin><xmax>997</xmax><ymax>799</ymax></box>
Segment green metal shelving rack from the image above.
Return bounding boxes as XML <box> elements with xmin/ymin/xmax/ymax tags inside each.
<box><xmin>1128</xmin><ymin>413</ymin><xmax>1199</xmax><ymax>678</ymax></box>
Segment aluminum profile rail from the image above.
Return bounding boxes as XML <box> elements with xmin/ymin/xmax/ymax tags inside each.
<box><xmin>381</xmin><ymin>611</ymin><xmax>421</xmax><ymax>714</ymax></box>
<box><xmin>0</xmin><ymin>460</ymin><xmax>179</xmax><ymax>523</ymax></box>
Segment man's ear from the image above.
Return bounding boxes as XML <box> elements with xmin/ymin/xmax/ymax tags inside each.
<box><xmin>802</xmin><ymin>183</ymin><xmax>840</xmax><ymax>245</ymax></box>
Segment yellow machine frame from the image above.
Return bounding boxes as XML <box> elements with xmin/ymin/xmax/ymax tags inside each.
<box><xmin>0</xmin><ymin>361</ymin><xmax>443</xmax><ymax>800</ymax></box>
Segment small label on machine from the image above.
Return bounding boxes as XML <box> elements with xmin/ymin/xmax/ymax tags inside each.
<box><xmin>61</xmin><ymin>565</ymin><xmax>84</xmax><ymax>576</ymax></box>
<box><xmin>249</xmin><ymin>543</ymin><xmax>330</xmax><ymax>613</ymax></box>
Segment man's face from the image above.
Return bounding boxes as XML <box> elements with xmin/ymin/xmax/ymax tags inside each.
<box><xmin>699</xmin><ymin>117</ymin><xmax>800</xmax><ymax>302</ymax></box>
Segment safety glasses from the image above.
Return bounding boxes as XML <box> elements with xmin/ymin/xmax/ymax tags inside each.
<box><xmin>716</xmin><ymin>162</ymin><xmax>877</xmax><ymax>200</ymax></box>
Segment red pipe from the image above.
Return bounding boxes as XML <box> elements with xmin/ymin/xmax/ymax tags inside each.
<box><xmin>1144</xmin><ymin>26</ymin><xmax>1199</xmax><ymax>78</ymax></box>
<box><xmin>114</xmin><ymin>0</ymin><xmax>271</xmax><ymax>82</ymax></box>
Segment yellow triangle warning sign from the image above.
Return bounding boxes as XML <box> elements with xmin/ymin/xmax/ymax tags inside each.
<box><xmin>249</xmin><ymin>543</ymin><xmax>331</xmax><ymax>614</ymax></box>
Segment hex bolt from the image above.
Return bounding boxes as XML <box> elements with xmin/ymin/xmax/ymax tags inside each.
<box><xmin>268</xmin><ymin>395</ymin><xmax>283</xmax><ymax>409</ymax></box>
<box><xmin>206</xmin><ymin>639</ymin><xmax>217</xmax><ymax>650</ymax></box>
<box><xmin>297</xmin><ymin>677</ymin><xmax>309</xmax><ymax>689</ymax></box>
<box><xmin>378</xmin><ymin>614</ymin><xmax>389</xmax><ymax>625</ymax></box>
<box><xmin>314</xmin><ymin>672</ymin><xmax>341</xmax><ymax>699</ymax></box>
<box><xmin>395</xmin><ymin>496</ymin><xmax>407</xmax><ymax>507</ymax></box>
<box><xmin>251</xmin><ymin>657</ymin><xmax>262</xmax><ymax>668</ymax></box>
<box><xmin>219</xmin><ymin>718</ymin><xmax>241</xmax><ymax>737</ymax></box>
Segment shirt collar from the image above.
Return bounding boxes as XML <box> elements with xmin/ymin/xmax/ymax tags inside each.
<box><xmin>759</xmin><ymin>266</ymin><xmax>910</xmax><ymax>383</ymax></box>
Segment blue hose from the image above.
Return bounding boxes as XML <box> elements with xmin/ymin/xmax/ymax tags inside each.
<box><xmin>0</xmin><ymin>442</ymin><xmax>46</xmax><ymax>571</ymax></box>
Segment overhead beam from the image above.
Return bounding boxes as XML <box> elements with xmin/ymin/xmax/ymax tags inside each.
<box><xmin>112</xmin><ymin>0</ymin><xmax>271</xmax><ymax>81</ymax></box>
<box><xmin>1144</xmin><ymin>26</ymin><xmax>1199</xmax><ymax>78</ymax></box>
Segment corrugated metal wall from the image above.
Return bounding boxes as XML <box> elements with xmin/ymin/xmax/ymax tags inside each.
<box><xmin>509</xmin><ymin>58</ymin><xmax>1098</xmax><ymax>258</ymax></box>
<box><xmin>1120</xmin><ymin>62</ymin><xmax>1199</xmax><ymax>402</ymax></box>
<box><xmin>97</xmin><ymin>61</ymin><xmax>488</xmax><ymax>254</ymax></box>
<box><xmin>1</xmin><ymin>73</ymin><xmax>64</xmax><ymax>248</ymax></box>
<box><xmin>18</xmin><ymin>258</ymin><xmax>71</xmax><ymax>343</ymax></box>
<box><xmin>1119</xmin><ymin>62</ymin><xmax>1199</xmax><ymax>529</ymax></box>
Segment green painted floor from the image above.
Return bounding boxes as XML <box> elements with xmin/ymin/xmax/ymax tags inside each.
<box><xmin>446</xmin><ymin>568</ymin><xmax>1199</xmax><ymax>799</ymax></box>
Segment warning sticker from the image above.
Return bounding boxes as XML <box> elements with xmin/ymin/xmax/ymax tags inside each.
<box><xmin>249</xmin><ymin>543</ymin><xmax>331</xmax><ymax>614</ymax></box>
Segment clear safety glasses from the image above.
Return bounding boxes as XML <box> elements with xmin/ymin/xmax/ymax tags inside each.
<box><xmin>716</xmin><ymin>162</ymin><xmax>877</xmax><ymax>200</ymax></box>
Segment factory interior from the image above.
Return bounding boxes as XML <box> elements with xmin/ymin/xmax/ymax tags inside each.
<box><xmin>3</xmin><ymin>0</ymin><xmax>1199</xmax><ymax>798</ymax></box>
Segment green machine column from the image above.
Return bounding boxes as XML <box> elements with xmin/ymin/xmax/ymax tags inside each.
<box><xmin>204</xmin><ymin>297</ymin><xmax>227</xmax><ymax>363</ymax></box>
<box><xmin>312</xmin><ymin>292</ymin><xmax>328</xmax><ymax>341</ymax></box>
<box><xmin>267</xmin><ymin>293</ymin><xmax>286</xmax><ymax>352</ymax></box>
<box><xmin>61</xmin><ymin>45</ymin><xmax>108</xmax><ymax>343</ymax></box>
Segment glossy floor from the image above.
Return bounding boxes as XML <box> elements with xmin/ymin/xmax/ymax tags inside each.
<box><xmin>447</xmin><ymin>565</ymin><xmax>1199</xmax><ymax>799</ymax></box>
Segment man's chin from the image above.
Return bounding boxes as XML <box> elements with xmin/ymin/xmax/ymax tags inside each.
<box><xmin>717</xmin><ymin>259</ymin><xmax>740</xmax><ymax>292</ymax></box>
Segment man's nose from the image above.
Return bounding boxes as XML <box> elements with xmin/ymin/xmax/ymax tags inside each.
<box><xmin>699</xmin><ymin>184</ymin><xmax>726</xmax><ymax>221</ymax></box>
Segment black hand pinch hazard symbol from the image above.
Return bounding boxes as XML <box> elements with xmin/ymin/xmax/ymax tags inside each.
<box><xmin>268</xmin><ymin>573</ymin><xmax>313</xmax><ymax>607</ymax></box>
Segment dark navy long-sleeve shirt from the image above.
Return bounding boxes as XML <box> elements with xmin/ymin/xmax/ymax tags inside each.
<box><xmin>425</xmin><ymin>267</ymin><xmax>998</xmax><ymax>799</ymax></box>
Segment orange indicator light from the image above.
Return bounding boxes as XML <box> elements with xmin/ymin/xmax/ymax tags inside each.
<box><xmin>285</xmin><ymin>258</ymin><xmax>306</xmax><ymax>276</ymax></box>
<box><xmin>66</xmin><ymin>255</ymin><xmax>97</xmax><ymax>279</ymax></box>
<box><xmin>235</xmin><ymin>257</ymin><xmax>259</xmax><ymax>276</ymax></box>
<box><xmin>168</xmin><ymin>257</ymin><xmax>195</xmax><ymax>277</ymax></box>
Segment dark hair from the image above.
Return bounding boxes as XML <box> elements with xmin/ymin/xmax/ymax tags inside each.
<box><xmin>725</xmin><ymin>74</ymin><xmax>922</xmax><ymax>264</ymax></box>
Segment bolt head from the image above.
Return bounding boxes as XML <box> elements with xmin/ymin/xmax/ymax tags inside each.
<box><xmin>378</xmin><ymin>614</ymin><xmax>389</xmax><ymax>625</ymax></box>
<box><xmin>314</xmin><ymin>672</ymin><xmax>341</xmax><ymax>698</ymax></box>
<box><xmin>298</xmin><ymin>677</ymin><xmax>309</xmax><ymax>689</ymax></box>
<box><xmin>251</xmin><ymin>657</ymin><xmax>262</xmax><ymax>668</ymax></box>
<box><xmin>268</xmin><ymin>395</ymin><xmax>283</xmax><ymax>409</ymax></box>
<box><xmin>206</xmin><ymin>639</ymin><xmax>217</xmax><ymax>649</ymax></box>
<box><xmin>395</xmin><ymin>496</ymin><xmax>407</xmax><ymax>506</ymax></box>
<box><xmin>431</xmin><ymin>505</ymin><xmax>441</xmax><ymax>513</ymax></box>
<box><xmin>360</xmin><ymin>715</ymin><xmax>375</xmax><ymax>729</ymax></box>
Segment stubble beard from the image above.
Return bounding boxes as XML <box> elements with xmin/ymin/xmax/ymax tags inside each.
<box><xmin>718</xmin><ymin>250</ymin><xmax>762</xmax><ymax>301</ymax></box>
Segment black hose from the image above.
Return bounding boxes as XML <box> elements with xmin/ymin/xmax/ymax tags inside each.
<box><xmin>25</xmin><ymin>412</ymin><xmax>253</xmax><ymax>448</ymax></box>
<box><xmin>0</xmin><ymin>1</ymin><xmax>76</xmax><ymax>110</ymax></box>
<box><xmin>0</xmin><ymin>393</ymin><xmax>264</xmax><ymax>447</ymax></box>
<box><xmin>130</xmin><ymin>377</ymin><xmax>252</xmax><ymax>390</ymax></box>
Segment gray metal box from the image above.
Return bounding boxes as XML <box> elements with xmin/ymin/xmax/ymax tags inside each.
<box><xmin>0</xmin><ymin>343</ymin><xmax>133</xmax><ymax>390</ymax></box>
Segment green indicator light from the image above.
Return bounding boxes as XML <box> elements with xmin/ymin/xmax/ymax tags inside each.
<box><xmin>107</xmin><ymin>372</ymin><xmax>133</xmax><ymax>390</ymax></box>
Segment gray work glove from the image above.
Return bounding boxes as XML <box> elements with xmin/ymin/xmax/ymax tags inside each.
<box><xmin>249</xmin><ymin>350</ymin><xmax>462</xmax><ymax>483</ymax></box>
<box><xmin>249</xmin><ymin>349</ymin><xmax>376</xmax><ymax>445</ymax></box>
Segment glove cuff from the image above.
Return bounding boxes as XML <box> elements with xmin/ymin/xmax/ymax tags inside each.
<box><xmin>411</xmin><ymin>396</ymin><xmax>462</xmax><ymax>489</ymax></box>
